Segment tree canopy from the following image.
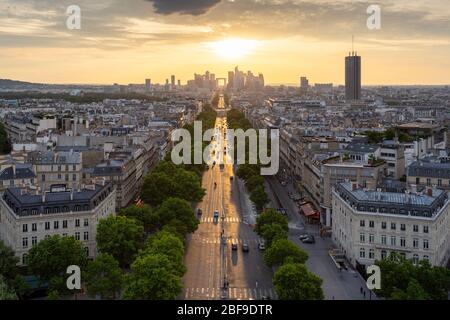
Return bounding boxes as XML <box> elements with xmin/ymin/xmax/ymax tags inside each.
<box><xmin>84</xmin><ymin>253</ymin><xmax>123</xmax><ymax>300</ymax></box>
<box><xmin>264</xmin><ymin>239</ymin><xmax>309</xmax><ymax>267</ymax></box>
<box><xmin>273</xmin><ymin>263</ymin><xmax>324</xmax><ymax>300</ymax></box>
<box><xmin>96</xmin><ymin>215</ymin><xmax>145</xmax><ymax>267</ymax></box>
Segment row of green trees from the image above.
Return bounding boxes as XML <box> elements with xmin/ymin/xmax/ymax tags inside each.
<box><xmin>227</xmin><ymin>109</ymin><xmax>270</xmax><ymax>212</ymax></box>
<box><xmin>374</xmin><ymin>252</ymin><xmax>450</xmax><ymax>300</ymax></box>
<box><xmin>255</xmin><ymin>209</ymin><xmax>324</xmax><ymax>300</ymax></box>
<box><xmin>0</xmin><ymin>240</ymin><xmax>30</xmax><ymax>299</ymax></box>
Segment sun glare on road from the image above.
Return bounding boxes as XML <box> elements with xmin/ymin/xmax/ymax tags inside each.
<box><xmin>210</xmin><ymin>38</ymin><xmax>258</xmax><ymax>59</ymax></box>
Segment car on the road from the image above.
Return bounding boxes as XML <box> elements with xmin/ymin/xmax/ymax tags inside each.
<box><xmin>301</xmin><ymin>235</ymin><xmax>315</xmax><ymax>244</ymax></box>
<box><xmin>197</xmin><ymin>208</ymin><xmax>203</xmax><ymax>216</ymax></box>
<box><xmin>258</xmin><ymin>239</ymin><xmax>266</xmax><ymax>250</ymax></box>
<box><xmin>213</xmin><ymin>210</ymin><xmax>219</xmax><ymax>220</ymax></box>
<box><xmin>242</xmin><ymin>242</ymin><xmax>249</xmax><ymax>252</ymax></box>
<box><xmin>298</xmin><ymin>234</ymin><xmax>310</xmax><ymax>240</ymax></box>
<box><xmin>230</xmin><ymin>176</ymin><xmax>234</xmax><ymax>180</ymax></box>
<box><xmin>231</xmin><ymin>241</ymin><xmax>238</xmax><ymax>251</ymax></box>
<box><xmin>281</xmin><ymin>181</ymin><xmax>287</xmax><ymax>186</ymax></box>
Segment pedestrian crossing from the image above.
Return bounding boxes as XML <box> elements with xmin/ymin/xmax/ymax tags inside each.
<box><xmin>184</xmin><ymin>287</ymin><xmax>276</xmax><ymax>300</ymax></box>
<box><xmin>200</xmin><ymin>217</ymin><xmax>242</xmax><ymax>223</ymax></box>
<box><xmin>192</xmin><ymin>237</ymin><xmax>260</xmax><ymax>245</ymax></box>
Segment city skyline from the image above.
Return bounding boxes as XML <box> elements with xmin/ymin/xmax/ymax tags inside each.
<box><xmin>0</xmin><ymin>0</ymin><xmax>449</xmax><ymax>85</ymax></box>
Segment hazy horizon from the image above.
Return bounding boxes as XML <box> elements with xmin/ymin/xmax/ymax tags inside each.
<box><xmin>1</xmin><ymin>0</ymin><xmax>449</xmax><ymax>85</ymax></box>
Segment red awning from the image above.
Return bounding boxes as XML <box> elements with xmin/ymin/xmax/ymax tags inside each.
<box><xmin>300</xmin><ymin>203</ymin><xmax>320</xmax><ymax>219</ymax></box>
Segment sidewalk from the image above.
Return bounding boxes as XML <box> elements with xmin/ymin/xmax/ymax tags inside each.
<box><xmin>235</xmin><ymin>176</ymin><xmax>257</xmax><ymax>226</ymax></box>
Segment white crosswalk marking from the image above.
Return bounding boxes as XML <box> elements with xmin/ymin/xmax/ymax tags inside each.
<box><xmin>184</xmin><ymin>287</ymin><xmax>274</xmax><ymax>300</ymax></box>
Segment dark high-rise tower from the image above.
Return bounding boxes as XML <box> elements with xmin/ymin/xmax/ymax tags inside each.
<box><xmin>345</xmin><ymin>52</ymin><xmax>361</xmax><ymax>101</ymax></box>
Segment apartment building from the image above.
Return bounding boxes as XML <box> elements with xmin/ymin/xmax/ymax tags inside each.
<box><xmin>407</xmin><ymin>156</ymin><xmax>450</xmax><ymax>190</ymax></box>
<box><xmin>332</xmin><ymin>182</ymin><xmax>450</xmax><ymax>268</ymax></box>
<box><xmin>0</xmin><ymin>182</ymin><xmax>116</xmax><ymax>265</ymax></box>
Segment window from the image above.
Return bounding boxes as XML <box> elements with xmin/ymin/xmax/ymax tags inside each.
<box><xmin>84</xmin><ymin>219</ymin><xmax>89</xmax><ymax>227</ymax></box>
<box><xmin>42</xmin><ymin>174</ymin><xmax>45</xmax><ymax>182</ymax></box>
<box><xmin>22</xmin><ymin>224</ymin><xmax>28</xmax><ymax>233</ymax></box>
<box><xmin>73</xmin><ymin>174</ymin><xmax>77</xmax><ymax>181</ymax></box>
<box><xmin>63</xmin><ymin>220</ymin><xmax>68</xmax><ymax>229</ymax></box>
<box><xmin>423</xmin><ymin>226</ymin><xmax>429</xmax><ymax>233</ymax></box>
<box><xmin>438</xmin><ymin>179</ymin><xmax>442</xmax><ymax>187</ymax></box>
<box><xmin>381</xmin><ymin>235</ymin><xmax>387</xmax><ymax>245</ymax></box>
<box><xmin>381</xmin><ymin>222</ymin><xmax>386</xmax><ymax>229</ymax></box>
<box><xmin>369</xmin><ymin>234</ymin><xmax>374</xmax><ymax>243</ymax></box>
<box><xmin>22</xmin><ymin>254</ymin><xmax>28</xmax><ymax>265</ymax></box>
<box><xmin>58</xmin><ymin>173</ymin><xmax>61</xmax><ymax>179</ymax></box>
<box><xmin>391</xmin><ymin>223</ymin><xmax>396</xmax><ymax>230</ymax></box>
<box><xmin>32</xmin><ymin>236</ymin><xmax>37</xmax><ymax>246</ymax></box>
<box><xmin>423</xmin><ymin>240</ymin><xmax>429</xmax><ymax>250</ymax></box>
<box><xmin>400</xmin><ymin>237</ymin><xmax>406</xmax><ymax>247</ymax></box>
<box><xmin>83</xmin><ymin>232</ymin><xmax>89</xmax><ymax>241</ymax></box>
<box><xmin>32</xmin><ymin>223</ymin><xmax>37</xmax><ymax>232</ymax></box>
<box><xmin>400</xmin><ymin>224</ymin><xmax>406</xmax><ymax>231</ymax></box>
<box><xmin>369</xmin><ymin>249</ymin><xmax>375</xmax><ymax>259</ymax></box>
<box><xmin>45</xmin><ymin>235</ymin><xmax>50</xmax><ymax>239</ymax></box>
<box><xmin>65</xmin><ymin>174</ymin><xmax>69</xmax><ymax>181</ymax></box>
<box><xmin>360</xmin><ymin>220</ymin><xmax>365</xmax><ymax>227</ymax></box>
<box><xmin>54</xmin><ymin>221</ymin><xmax>59</xmax><ymax>229</ymax></box>
<box><xmin>84</xmin><ymin>247</ymin><xmax>89</xmax><ymax>256</ymax></box>
<box><xmin>426</xmin><ymin>178</ymin><xmax>431</xmax><ymax>186</ymax></box>
<box><xmin>413</xmin><ymin>225</ymin><xmax>419</xmax><ymax>232</ymax></box>
<box><xmin>390</xmin><ymin>236</ymin><xmax>396</xmax><ymax>246</ymax></box>
<box><xmin>413</xmin><ymin>254</ymin><xmax>419</xmax><ymax>265</ymax></box>
<box><xmin>423</xmin><ymin>255</ymin><xmax>429</xmax><ymax>262</ymax></box>
<box><xmin>22</xmin><ymin>237</ymin><xmax>28</xmax><ymax>248</ymax></box>
<box><xmin>75</xmin><ymin>232</ymin><xmax>80</xmax><ymax>241</ymax></box>
<box><xmin>413</xmin><ymin>238</ymin><xmax>419</xmax><ymax>248</ymax></box>
<box><xmin>73</xmin><ymin>165</ymin><xmax>76</xmax><ymax>171</ymax></box>
<box><xmin>359</xmin><ymin>248</ymin><xmax>365</xmax><ymax>258</ymax></box>
<box><xmin>360</xmin><ymin>233</ymin><xmax>365</xmax><ymax>243</ymax></box>
<box><xmin>416</xmin><ymin>177</ymin><xmax>420</xmax><ymax>184</ymax></box>
<box><xmin>75</xmin><ymin>219</ymin><xmax>80</xmax><ymax>227</ymax></box>
<box><xmin>369</xmin><ymin>221</ymin><xmax>374</xmax><ymax>228</ymax></box>
<box><xmin>45</xmin><ymin>222</ymin><xmax>50</xmax><ymax>230</ymax></box>
<box><xmin>381</xmin><ymin>250</ymin><xmax>387</xmax><ymax>260</ymax></box>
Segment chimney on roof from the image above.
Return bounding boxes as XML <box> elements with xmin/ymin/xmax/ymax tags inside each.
<box><xmin>427</xmin><ymin>186</ymin><xmax>433</xmax><ymax>197</ymax></box>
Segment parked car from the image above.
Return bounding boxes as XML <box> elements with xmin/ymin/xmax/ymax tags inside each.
<box><xmin>197</xmin><ymin>208</ymin><xmax>203</xmax><ymax>216</ymax></box>
<box><xmin>301</xmin><ymin>235</ymin><xmax>315</xmax><ymax>244</ymax></box>
<box><xmin>281</xmin><ymin>181</ymin><xmax>287</xmax><ymax>186</ymax></box>
<box><xmin>242</xmin><ymin>242</ymin><xmax>249</xmax><ymax>252</ymax></box>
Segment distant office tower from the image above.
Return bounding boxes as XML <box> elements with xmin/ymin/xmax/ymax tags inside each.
<box><xmin>227</xmin><ymin>71</ymin><xmax>234</xmax><ymax>90</ymax></box>
<box><xmin>165</xmin><ymin>79</ymin><xmax>169</xmax><ymax>85</ymax></box>
<box><xmin>300</xmin><ymin>77</ymin><xmax>309</xmax><ymax>93</ymax></box>
<box><xmin>177</xmin><ymin>80</ymin><xmax>181</xmax><ymax>86</ymax></box>
<box><xmin>145</xmin><ymin>79</ymin><xmax>151</xmax><ymax>90</ymax></box>
<box><xmin>345</xmin><ymin>52</ymin><xmax>361</xmax><ymax>100</ymax></box>
<box><xmin>171</xmin><ymin>75</ymin><xmax>176</xmax><ymax>86</ymax></box>
<box><xmin>258</xmin><ymin>74</ymin><xmax>265</xmax><ymax>88</ymax></box>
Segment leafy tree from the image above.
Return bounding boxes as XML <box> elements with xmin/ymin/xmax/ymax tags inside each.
<box><xmin>0</xmin><ymin>275</ymin><xmax>17</xmax><ymax>300</ymax></box>
<box><xmin>84</xmin><ymin>253</ymin><xmax>123</xmax><ymax>300</ymax></box>
<box><xmin>156</xmin><ymin>198</ymin><xmax>198</xmax><ymax>237</ymax></box>
<box><xmin>260</xmin><ymin>224</ymin><xmax>288</xmax><ymax>248</ymax></box>
<box><xmin>264</xmin><ymin>239</ymin><xmax>308</xmax><ymax>267</ymax></box>
<box><xmin>119</xmin><ymin>204</ymin><xmax>159</xmax><ymax>233</ymax></box>
<box><xmin>391</xmin><ymin>279</ymin><xmax>430</xmax><ymax>300</ymax></box>
<box><xmin>0</xmin><ymin>240</ymin><xmax>19</xmax><ymax>280</ymax></box>
<box><xmin>27</xmin><ymin>235</ymin><xmax>87</xmax><ymax>292</ymax></box>
<box><xmin>141</xmin><ymin>231</ymin><xmax>186</xmax><ymax>277</ymax></box>
<box><xmin>96</xmin><ymin>215</ymin><xmax>145</xmax><ymax>267</ymax></box>
<box><xmin>0</xmin><ymin>123</ymin><xmax>11</xmax><ymax>154</ymax></box>
<box><xmin>141</xmin><ymin>172</ymin><xmax>176</xmax><ymax>207</ymax></box>
<box><xmin>123</xmin><ymin>254</ymin><xmax>183</xmax><ymax>300</ymax></box>
<box><xmin>245</xmin><ymin>175</ymin><xmax>264</xmax><ymax>193</ymax></box>
<box><xmin>255</xmin><ymin>209</ymin><xmax>289</xmax><ymax>235</ymax></box>
<box><xmin>173</xmin><ymin>169</ymin><xmax>205</xmax><ymax>203</ymax></box>
<box><xmin>375</xmin><ymin>253</ymin><xmax>450</xmax><ymax>300</ymax></box>
<box><xmin>273</xmin><ymin>263</ymin><xmax>324</xmax><ymax>300</ymax></box>
<box><xmin>236</xmin><ymin>164</ymin><xmax>259</xmax><ymax>181</ymax></box>
<box><xmin>250</xmin><ymin>186</ymin><xmax>269</xmax><ymax>212</ymax></box>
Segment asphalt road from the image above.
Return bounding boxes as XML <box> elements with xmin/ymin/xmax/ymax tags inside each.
<box><xmin>183</xmin><ymin>115</ymin><xmax>274</xmax><ymax>300</ymax></box>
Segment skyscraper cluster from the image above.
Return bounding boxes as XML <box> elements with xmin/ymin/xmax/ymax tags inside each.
<box><xmin>227</xmin><ymin>66</ymin><xmax>264</xmax><ymax>91</ymax></box>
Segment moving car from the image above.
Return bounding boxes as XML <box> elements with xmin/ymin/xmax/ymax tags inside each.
<box><xmin>197</xmin><ymin>208</ymin><xmax>203</xmax><ymax>216</ymax></box>
<box><xmin>298</xmin><ymin>234</ymin><xmax>309</xmax><ymax>240</ymax></box>
<box><xmin>258</xmin><ymin>239</ymin><xmax>266</xmax><ymax>250</ymax></box>
<box><xmin>301</xmin><ymin>235</ymin><xmax>315</xmax><ymax>244</ymax></box>
<box><xmin>231</xmin><ymin>240</ymin><xmax>238</xmax><ymax>251</ymax></box>
<box><xmin>213</xmin><ymin>210</ymin><xmax>219</xmax><ymax>221</ymax></box>
<box><xmin>242</xmin><ymin>242</ymin><xmax>249</xmax><ymax>252</ymax></box>
<box><xmin>230</xmin><ymin>176</ymin><xmax>234</xmax><ymax>180</ymax></box>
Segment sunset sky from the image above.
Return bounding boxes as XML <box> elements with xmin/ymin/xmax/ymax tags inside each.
<box><xmin>0</xmin><ymin>0</ymin><xmax>449</xmax><ymax>85</ymax></box>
